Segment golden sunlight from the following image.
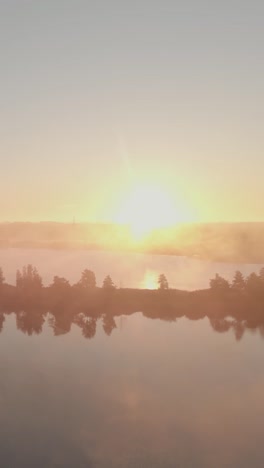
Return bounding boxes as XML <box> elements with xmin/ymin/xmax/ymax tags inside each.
<box><xmin>115</xmin><ymin>184</ymin><xmax>190</xmax><ymax>239</ymax></box>
<box><xmin>141</xmin><ymin>270</ymin><xmax>157</xmax><ymax>289</ymax></box>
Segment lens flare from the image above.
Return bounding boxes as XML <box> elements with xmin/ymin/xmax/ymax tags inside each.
<box><xmin>115</xmin><ymin>184</ymin><xmax>191</xmax><ymax>240</ymax></box>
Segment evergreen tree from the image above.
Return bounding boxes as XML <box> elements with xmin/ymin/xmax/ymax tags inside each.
<box><xmin>16</xmin><ymin>264</ymin><xmax>42</xmax><ymax>291</ymax></box>
<box><xmin>78</xmin><ymin>269</ymin><xmax>96</xmax><ymax>289</ymax></box>
<box><xmin>50</xmin><ymin>276</ymin><xmax>70</xmax><ymax>291</ymax></box>
<box><xmin>158</xmin><ymin>274</ymin><xmax>169</xmax><ymax>290</ymax></box>
<box><xmin>0</xmin><ymin>268</ymin><xmax>5</xmax><ymax>286</ymax></box>
<box><xmin>245</xmin><ymin>272</ymin><xmax>262</xmax><ymax>295</ymax></box>
<box><xmin>231</xmin><ymin>271</ymin><xmax>245</xmax><ymax>292</ymax></box>
<box><xmin>16</xmin><ymin>270</ymin><xmax>22</xmax><ymax>288</ymax></box>
<box><xmin>102</xmin><ymin>275</ymin><xmax>115</xmax><ymax>290</ymax></box>
<box><xmin>259</xmin><ymin>267</ymin><xmax>264</xmax><ymax>283</ymax></box>
<box><xmin>210</xmin><ymin>273</ymin><xmax>230</xmax><ymax>292</ymax></box>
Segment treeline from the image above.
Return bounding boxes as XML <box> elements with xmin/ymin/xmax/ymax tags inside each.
<box><xmin>0</xmin><ymin>265</ymin><xmax>170</xmax><ymax>294</ymax></box>
<box><xmin>1</xmin><ymin>264</ymin><xmax>264</xmax><ymax>295</ymax></box>
<box><xmin>0</xmin><ymin>265</ymin><xmax>175</xmax><ymax>320</ymax></box>
<box><xmin>11</xmin><ymin>265</ymin><xmax>115</xmax><ymax>291</ymax></box>
<box><xmin>1</xmin><ymin>264</ymin><xmax>264</xmax><ymax>298</ymax></box>
<box><xmin>209</xmin><ymin>268</ymin><xmax>264</xmax><ymax>296</ymax></box>
<box><xmin>0</xmin><ymin>264</ymin><xmax>264</xmax><ymax>341</ymax></box>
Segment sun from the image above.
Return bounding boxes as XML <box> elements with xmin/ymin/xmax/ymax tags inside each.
<box><xmin>141</xmin><ymin>270</ymin><xmax>158</xmax><ymax>289</ymax></box>
<box><xmin>115</xmin><ymin>183</ymin><xmax>186</xmax><ymax>240</ymax></box>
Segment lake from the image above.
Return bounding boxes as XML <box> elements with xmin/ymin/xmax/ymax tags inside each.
<box><xmin>0</xmin><ymin>248</ymin><xmax>263</xmax><ymax>290</ymax></box>
<box><xmin>1</xmin><ymin>310</ymin><xmax>264</xmax><ymax>467</ymax></box>
<box><xmin>1</xmin><ymin>249</ymin><xmax>264</xmax><ymax>466</ymax></box>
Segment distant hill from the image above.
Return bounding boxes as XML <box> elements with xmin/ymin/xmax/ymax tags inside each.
<box><xmin>0</xmin><ymin>222</ymin><xmax>264</xmax><ymax>263</ymax></box>
<box><xmin>0</xmin><ymin>222</ymin><xmax>132</xmax><ymax>251</ymax></box>
<box><xmin>143</xmin><ymin>222</ymin><xmax>264</xmax><ymax>263</ymax></box>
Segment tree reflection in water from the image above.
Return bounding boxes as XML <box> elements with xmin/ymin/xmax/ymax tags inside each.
<box><xmin>75</xmin><ymin>315</ymin><xmax>97</xmax><ymax>339</ymax></box>
<box><xmin>0</xmin><ymin>304</ymin><xmax>263</xmax><ymax>341</ymax></box>
<box><xmin>1</xmin><ymin>264</ymin><xmax>264</xmax><ymax>340</ymax></box>
<box><xmin>16</xmin><ymin>309</ymin><xmax>45</xmax><ymax>336</ymax></box>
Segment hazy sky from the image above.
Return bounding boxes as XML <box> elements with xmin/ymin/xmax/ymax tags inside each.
<box><xmin>1</xmin><ymin>1</ymin><xmax>264</xmax><ymax>223</ymax></box>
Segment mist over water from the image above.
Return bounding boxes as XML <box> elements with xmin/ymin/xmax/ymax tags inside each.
<box><xmin>0</xmin><ymin>248</ymin><xmax>263</xmax><ymax>290</ymax></box>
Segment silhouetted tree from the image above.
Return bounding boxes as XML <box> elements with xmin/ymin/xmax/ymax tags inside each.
<box><xmin>209</xmin><ymin>273</ymin><xmax>230</xmax><ymax>292</ymax></box>
<box><xmin>50</xmin><ymin>276</ymin><xmax>70</xmax><ymax>292</ymax></box>
<box><xmin>0</xmin><ymin>268</ymin><xmax>5</xmax><ymax>286</ymax></box>
<box><xmin>102</xmin><ymin>275</ymin><xmax>115</xmax><ymax>290</ymax></box>
<box><xmin>16</xmin><ymin>264</ymin><xmax>42</xmax><ymax>291</ymax></box>
<box><xmin>259</xmin><ymin>267</ymin><xmax>264</xmax><ymax>283</ymax></box>
<box><xmin>158</xmin><ymin>274</ymin><xmax>169</xmax><ymax>290</ymax></box>
<box><xmin>245</xmin><ymin>272</ymin><xmax>262</xmax><ymax>295</ymax></box>
<box><xmin>77</xmin><ymin>269</ymin><xmax>96</xmax><ymax>290</ymax></box>
<box><xmin>15</xmin><ymin>265</ymin><xmax>43</xmax><ymax>305</ymax></box>
<box><xmin>0</xmin><ymin>268</ymin><xmax>5</xmax><ymax>298</ymax></box>
<box><xmin>48</xmin><ymin>277</ymin><xmax>71</xmax><ymax>307</ymax></box>
<box><xmin>231</xmin><ymin>271</ymin><xmax>245</xmax><ymax>292</ymax></box>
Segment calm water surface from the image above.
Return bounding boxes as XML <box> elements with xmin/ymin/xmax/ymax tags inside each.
<box><xmin>1</xmin><ymin>312</ymin><xmax>264</xmax><ymax>467</ymax></box>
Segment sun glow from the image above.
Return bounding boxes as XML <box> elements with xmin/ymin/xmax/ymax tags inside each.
<box><xmin>141</xmin><ymin>270</ymin><xmax>157</xmax><ymax>289</ymax></box>
<box><xmin>115</xmin><ymin>184</ymin><xmax>190</xmax><ymax>240</ymax></box>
